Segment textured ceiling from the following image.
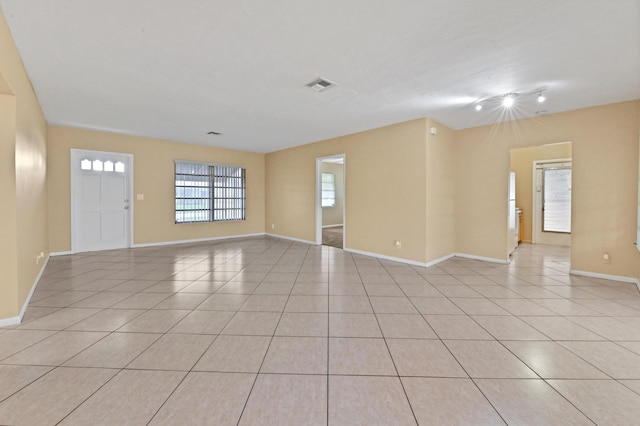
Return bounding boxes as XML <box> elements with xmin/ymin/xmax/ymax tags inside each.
<box><xmin>1</xmin><ymin>0</ymin><xmax>639</xmax><ymax>153</ymax></box>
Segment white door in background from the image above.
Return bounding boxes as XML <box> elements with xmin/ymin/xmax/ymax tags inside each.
<box><xmin>71</xmin><ymin>149</ymin><xmax>133</xmax><ymax>252</ymax></box>
<box><xmin>533</xmin><ymin>160</ymin><xmax>572</xmax><ymax>246</ymax></box>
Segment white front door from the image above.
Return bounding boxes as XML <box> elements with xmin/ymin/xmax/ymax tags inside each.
<box><xmin>71</xmin><ymin>149</ymin><xmax>133</xmax><ymax>252</ymax></box>
<box><xmin>533</xmin><ymin>160</ymin><xmax>572</xmax><ymax>246</ymax></box>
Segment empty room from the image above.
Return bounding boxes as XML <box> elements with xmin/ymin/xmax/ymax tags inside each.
<box><xmin>1</xmin><ymin>1</ymin><xmax>640</xmax><ymax>425</ymax></box>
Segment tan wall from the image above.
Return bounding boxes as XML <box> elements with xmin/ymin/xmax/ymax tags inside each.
<box><xmin>425</xmin><ymin>119</ymin><xmax>456</xmax><ymax>261</ymax></box>
<box><xmin>0</xmin><ymin>9</ymin><xmax>49</xmax><ymax>319</ymax></box>
<box><xmin>48</xmin><ymin>126</ymin><xmax>266</xmax><ymax>252</ymax></box>
<box><xmin>321</xmin><ymin>161</ymin><xmax>344</xmax><ymax>227</ymax></box>
<box><xmin>510</xmin><ymin>142</ymin><xmax>572</xmax><ymax>243</ymax></box>
<box><xmin>456</xmin><ymin>100</ymin><xmax>640</xmax><ymax>279</ymax></box>
<box><xmin>0</xmin><ymin>93</ymin><xmax>19</xmax><ymax>318</ymax></box>
<box><xmin>266</xmin><ymin>119</ymin><xmax>428</xmax><ymax>263</ymax></box>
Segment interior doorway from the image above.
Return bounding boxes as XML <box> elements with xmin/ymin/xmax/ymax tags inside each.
<box><xmin>509</xmin><ymin>142</ymin><xmax>572</xmax><ymax>250</ymax></box>
<box><xmin>71</xmin><ymin>149</ymin><xmax>133</xmax><ymax>253</ymax></box>
<box><xmin>316</xmin><ymin>155</ymin><xmax>345</xmax><ymax>249</ymax></box>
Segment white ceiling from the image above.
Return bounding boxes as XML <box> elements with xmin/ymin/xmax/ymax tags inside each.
<box><xmin>1</xmin><ymin>0</ymin><xmax>639</xmax><ymax>153</ymax></box>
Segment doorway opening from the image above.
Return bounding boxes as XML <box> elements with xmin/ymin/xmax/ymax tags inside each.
<box><xmin>509</xmin><ymin>142</ymin><xmax>572</xmax><ymax>253</ymax></box>
<box><xmin>70</xmin><ymin>149</ymin><xmax>134</xmax><ymax>253</ymax></box>
<box><xmin>316</xmin><ymin>155</ymin><xmax>345</xmax><ymax>249</ymax></box>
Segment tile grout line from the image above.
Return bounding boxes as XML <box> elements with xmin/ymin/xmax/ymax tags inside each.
<box><xmin>234</xmin><ymin>238</ymin><xmax>304</xmax><ymax>425</ymax></box>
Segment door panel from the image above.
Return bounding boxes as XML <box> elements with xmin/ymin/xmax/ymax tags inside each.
<box><xmin>80</xmin><ymin>212</ymin><xmax>101</xmax><ymax>244</ymax></box>
<box><xmin>72</xmin><ymin>150</ymin><xmax>132</xmax><ymax>252</ymax></box>
<box><xmin>534</xmin><ymin>161</ymin><xmax>571</xmax><ymax>246</ymax></box>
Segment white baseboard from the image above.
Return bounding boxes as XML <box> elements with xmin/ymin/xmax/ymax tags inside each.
<box><xmin>455</xmin><ymin>253</ymin><xmax>509</xmax><ymax>265</ymax></box>
<box><xmin>322</xmin><ymin>224</ymin><xmax>343</xmax><ymax>229</ymax></box>
<box><xmin>0</xmin><ymin>256</ymin><xmax>50</xmax><ymax>328</ymax></box>
<box><xmin>132</xmin><ymin>233</ymin><xmax>266</xmax><ymax>249</ymax></box>
<box><xmin>265</xmin><ymin>233</ymin><xmax>317</xmax><ymax>245</ymax></box>
<box><xmin>570</xmin><ymin>269</ymin><xmax>640</xmax><ymax>291</ymax></box>
<box><xmin>343</xmin><ymin>248</ymin><xmax>429</xmax><ymax>268</ymax></box>
<box><xmin>50</xmin><ymin>251</ymin><xmax>72</xmax><ymax>256</ymax></box>
<box><xmin>426</xmin><ymin>253</ymin><xmax>456</xmax><ymax>267</ymax></box>
<box><xmin>0</xmin><ymin>315</ymin><xmax>20</xmax><ymax>327</ymax></box>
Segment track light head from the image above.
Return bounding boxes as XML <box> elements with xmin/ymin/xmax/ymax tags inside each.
<box><xmin>502</xmin><ymin>95</ymin><xmax>515</xmax><ymax>107</ymax></box>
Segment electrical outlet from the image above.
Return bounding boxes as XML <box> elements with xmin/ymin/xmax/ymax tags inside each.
<box><xmin>394</xmin><ymin>240</ymin><xmax>402</xmax><ymax>249</ymax></box>
<box><xmin>603</xmin><ymin>252</ymin><xmax>611</xmax><ymax>264</ymax></box>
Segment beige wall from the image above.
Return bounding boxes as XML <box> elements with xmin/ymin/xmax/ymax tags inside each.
<box><xmin>321</xmin><ymin>161</ymin><xmax>344</xmax><ymax>227</ymax></box>
<box><xmin>266</xmin><ymin>119</ymin><xmax>429</xmax><ymax>263</ymax></box>
<box><xmin>48</xmin><ymin>126</ymin><xmax>266</xmax><ymax>252</ymax></box>
<box><xmin>426</xmin><ymin>119</ymin><xmax>456</xmax><ymax>261</ymax></box>
<box><xmin>0</xmin><ymin>10</ymin><xmax>49</xmax><ymax>319</ymax></box>
<box><xmin>456</xmin><ymin>100</ymin><xmax>640</xmax><ymax>280</ymax></box>
<box><xmin>510</xmin><ymin>142</ymin><xmax>572</xmax><ymax>243</ymax></box>
<box><xmin>0</xmin><ymin>93</ymin><xmax>19</xmax><ymax>318</ymax></box>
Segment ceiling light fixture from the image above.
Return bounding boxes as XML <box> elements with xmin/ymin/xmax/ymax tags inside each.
<box><xmin>502</xmin><ymin>94</ymin><xmax>516</xmax><ymax>107</ymax></box>
<box><xmin>473</xmin><ymin>87</ymin><xmax>547</xmax><ymax>112</ymax></box>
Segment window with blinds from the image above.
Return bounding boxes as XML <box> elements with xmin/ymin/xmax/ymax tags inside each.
<box><xmin>175</xmin><ymin>161</ymin><xmax>246</xmax><ymax>223</ymax></box>
<box><xmin>543</xmin><ymin>168</ymin><xmax>571</xmax><ymax>233</ymax></box>
<box><xmin>321</xmin><ymin>173</ymin><xmax>336</xmax><ymax>207</ymax></box>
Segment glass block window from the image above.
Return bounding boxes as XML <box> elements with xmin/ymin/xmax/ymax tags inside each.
<box><xmin>175</xmin><ymin>161</ymin><xmax>246</xmax><ymax>223</ymax></box>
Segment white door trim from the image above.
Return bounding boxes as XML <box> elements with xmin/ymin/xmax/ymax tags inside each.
<box><xmin>70</xmin><ymin>149</ymin><xmax>134</xmax><ymax>253</ymax></box>
<box><xmin>316</xmin><ymin>154</ymin><xmax>346</xmax><ymax>247</ymax></box>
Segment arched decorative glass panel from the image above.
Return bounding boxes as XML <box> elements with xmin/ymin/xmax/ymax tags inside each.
<box><xmin>92</xmin><ymin>160</ymin><xmax>103</xmax><ymax>171</ymax></box>
<box><xmin>104</xmin><ymin>160</ymin><xmax>114</xmax><ymax>172</ymax></box>
<box><xmin>80</xmin><ymin>159</ymin><xmax>92</xmax><ymax>170</ymax></box>
<box><xmin>115</xmin><ymin>161</ymin><xmax>125</xmax><ymax>173</ymax></box>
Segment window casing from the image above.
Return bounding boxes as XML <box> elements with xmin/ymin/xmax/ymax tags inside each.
<box><xmin>321</xmin><ymin>173</ymin><xmax>336</xmax><ymax>207</ymax></box>
<box><xmin>175</xmin><ymin>161</ymin><xmax>246</xmax><ymax>223</ymax></box>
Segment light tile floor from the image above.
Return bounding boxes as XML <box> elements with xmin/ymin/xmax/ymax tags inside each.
<box><xmin>1</xmin><ymin>238</ymin><xmax>640</xmax><ymax>425</ymax></box>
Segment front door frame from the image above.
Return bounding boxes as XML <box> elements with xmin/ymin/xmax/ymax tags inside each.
<box><xmin>70</xmin><ymin>148</ymin><xmax>134</xmax><ymax>253</ymax></box>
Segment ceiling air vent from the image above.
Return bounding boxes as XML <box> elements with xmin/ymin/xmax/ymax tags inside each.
<box><xmin>306</xmin><ymin>77</ymin><xmax>336</xmax><ymax>92</ymax></box>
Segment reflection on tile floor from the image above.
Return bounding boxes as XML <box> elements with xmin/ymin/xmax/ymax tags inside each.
<box><xmin>1</xmin><ymin>238</ymin><xmax>640</xmax><ymax>425</ymax></box>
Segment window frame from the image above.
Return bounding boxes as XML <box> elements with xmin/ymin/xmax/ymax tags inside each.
<box><xmin>174</xmin><ymin>160</ymin><xmax>246</xmax><ymax>224</ymax></box>
<box><xmin>321</xmin><ymin>172</ymin><xmax>336</xmax><ymax>207</ymax></box>
<box><xmin>542</xmin><ymin>166</ymin><xmax>572</xmax><ymax>233</ymax></box>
